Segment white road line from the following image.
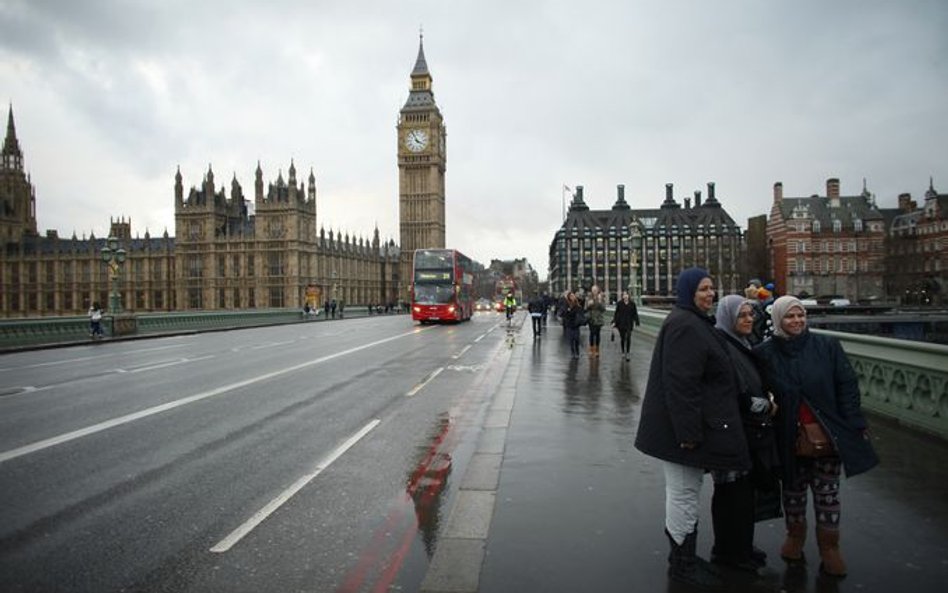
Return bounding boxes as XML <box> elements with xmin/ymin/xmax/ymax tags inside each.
<box><xmin>0</xmin><ymin>329</ymin><xmax>428</xmax><ymax>465</ymax></box>
<box><xmin>405</xmin><ymin>367</ymin><xmax>444</xmax><ymax>397</ymax></box>
<box><xmin>474</xmin><ymin>334</ymin><xmax>485</xmax><ymax>343</ymax></box>
<box><xmin>0</xmin><ymin>344</ymin><xmax>187</xmax><ymax>372</ymax></box>
<box><xmin>209</xmin><ymin>418</ymin><xmax>381</xmax><ymax>553</ymax></box>
<box><xmin>452</xmin><ymin>345</ymin><xmax>471</xmax><ymax>359</ymax></box>
<box><xmin>122</xmin><ymin>355</ymin><xmax>216</xmax><ymax>374</ymax></box>
<box><xmin>250</xmin><ymin>340</ymin><xmax>296</xmax><ymax>350</ymax></box>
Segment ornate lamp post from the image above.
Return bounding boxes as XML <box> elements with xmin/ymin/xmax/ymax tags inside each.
<box><xmin>629</xmin><ymin>222</ymin><xmax>643</xmax><ymax>305</ymax></box>
<box><xmin>100</xmin><ymin>235</ymin><xmax>127</xmax><ymax>314</ymax></box>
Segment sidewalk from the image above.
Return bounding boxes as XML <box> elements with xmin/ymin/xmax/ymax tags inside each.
<box><xmin>422</xmin><ymin>317</ymin><xmax>948</xmax><ymax>593</ymax></box>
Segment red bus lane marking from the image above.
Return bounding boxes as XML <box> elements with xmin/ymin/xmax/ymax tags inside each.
<box><xmin>336</xmin><ymin>415</ymin><xmax>460</xmax><ymax>593</ymax></box>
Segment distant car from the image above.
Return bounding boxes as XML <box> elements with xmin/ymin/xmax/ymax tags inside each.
<box><xmin>475</xmin><ymin>299</ymin><xmax>492</xmax><ymax>312</ymax></box>
<box><xmin>800</xmin><ymin>298</ymin><xmax>818</xmax><ymax>307</ymax></box>
<box><xmin>830</xmin><ymin>298</ymin><xmax>851</xmax><ymax>307</ymax></box>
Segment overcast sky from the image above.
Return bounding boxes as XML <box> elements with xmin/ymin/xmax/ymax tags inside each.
<box><xmin>2</xmin><ymin>0</ymin><xmax>946</xmax><ymax>279</ymax></box>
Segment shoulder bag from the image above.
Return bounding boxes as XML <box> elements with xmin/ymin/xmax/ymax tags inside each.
<box><xmin>795</xmin><ymin>420</ymin><xmax>834</xmax><ymax>457</ymax></box>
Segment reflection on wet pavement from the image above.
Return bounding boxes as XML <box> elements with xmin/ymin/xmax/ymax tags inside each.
<box><xmin>479</xmin><ymin>324</ymin><xmax>948</xmax><ymax>593</ymax></box>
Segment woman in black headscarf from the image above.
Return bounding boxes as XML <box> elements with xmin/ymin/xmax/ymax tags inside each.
<box><xmin>635</xmin><ymin>268</ymin><xmax>750</xmax><ymax>589</ymax></box>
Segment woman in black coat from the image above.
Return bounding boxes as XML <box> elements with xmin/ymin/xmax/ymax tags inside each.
<box><xmin>710</xmin><ymin>295</ymin><xmax>781</xmax><ymax>573</ymax></box>
<box><xmin>611</xmin><ymin>291</ymin><xmax>640</xmax><ymax>361</ymax></box>
<box><xmin>634</xmin><ymin>268</ymin><xmax>750</xmax><ymax>589</ymax></box>
<box><xmin>561</xmin><ymin>291</ymin><xmax>583</xmax><ymax>359</ymax></box>
<box><xmin>755</xmin><ymin>296</ymin><xmax>878</xmax><ymax>579</ymax></box>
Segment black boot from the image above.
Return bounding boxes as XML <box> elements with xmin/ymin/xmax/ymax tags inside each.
<box><xmin>666</xmin><ymin>529</ymin><xmax>724</xmax><ymax>590</ymax></box>
<box><xmin>711</xmin><ymin>477</ymin><xmax>760</xmax><ymax>573</ymax></box>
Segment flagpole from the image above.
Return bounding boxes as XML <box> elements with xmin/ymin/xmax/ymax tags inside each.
<box><xmin>562</xmin><ymin>184</ymin><xmax>571</xmax><ymax>222</ymax></box>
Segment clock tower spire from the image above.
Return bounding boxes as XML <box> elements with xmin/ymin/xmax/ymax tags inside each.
<box><xmin>397</xmin><ymin>32</ymin><xmax>447</xmax><ymax>301</ymax></box>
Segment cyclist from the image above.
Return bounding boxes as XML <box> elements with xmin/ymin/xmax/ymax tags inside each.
<box><xmin>503</xmin><ymin>291</ymin><xmax>517</xmax><ymax>323</ymax></box>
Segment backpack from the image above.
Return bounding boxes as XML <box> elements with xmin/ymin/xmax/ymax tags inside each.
<box><xmin>574</xmin><ymin>308</ymin><xmax>589</xmax><ymax>327</ymax></box>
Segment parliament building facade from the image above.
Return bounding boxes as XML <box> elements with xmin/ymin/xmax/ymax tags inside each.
<box><xmin>1</xmin><ymin>39</ymin><xmax>444</xmax><ymax>318</ymax></box>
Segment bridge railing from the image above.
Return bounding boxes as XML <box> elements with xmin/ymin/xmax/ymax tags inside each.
<box><xmin>0</xmin><ymin>307</ymin><xmax>383</xmax><ymax>352</ymax></box>
<box><xmin>633</xmin><ymin>306</ymin><xmax>948</xmax><ymax>441</ymax></box>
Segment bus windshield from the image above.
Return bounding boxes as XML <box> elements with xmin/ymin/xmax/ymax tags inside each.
<box><xmin>414</xmin><ymin>283</ymin><xmax>455</xmax><ymax>305</ymax></box>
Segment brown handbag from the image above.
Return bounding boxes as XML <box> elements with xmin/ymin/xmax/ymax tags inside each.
<box><xmin>795</xmin><ymin>421</ymin><xmax>834</xmax><ymax>457</ymax></box>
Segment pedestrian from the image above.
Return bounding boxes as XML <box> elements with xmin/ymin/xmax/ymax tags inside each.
<box><xmin>561</xmin><ymin>291</ymin><xmax>583</xmax><ymax>359</ymax></box>
<box><xmin>585</xmin><ymin>285</ymin><xmax>605</xmax><ymax>357</ymax></box>
<box><xmin>611</xmin><ymin>291</ymin><xmax>640</xmax><ymax>361</ymax></box>
<box><xmin>527</xmin><ymin>292</ymin><xmax>545</xmax><ymax>338</ymax></box>
<box><xmin>89</xmin><ymin>301</ymin><xmax>104</xmax><ymax>338</ymax></box>
<box><xmin>755</xmin><ymin>296</ymin><xmax>879</xmax><ymax>578</ymax></box>
<box><xmin>634</xmin><ymin>268</ymin><xmax>750</xmax><ymax>589</ymax></box>
<box><xmin>541</xmin><ymin>291</ymin><xmax>551</xmax><ymax>327</ymax></box>
<box><xmin>555</xmin><ymin>291</ymin><xmax>568</xmax><ymax>324</ymax></box>
<box><xmin>331</xmin><ymin>298</ymin><xmax>337</xmax><ymax>319</ymax></box>
<box><xmin>324</xmin><ymin>300</ymin><xmax>330</xmax><ymax>318</ymax></box>
<box><xmin>710</xmin><ymin>295</ymin><xmax>781</xmax><ymax>573</ymax></box>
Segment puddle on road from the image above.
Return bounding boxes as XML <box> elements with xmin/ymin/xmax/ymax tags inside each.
<box><xmin>335</xmin><ymin>412</ymin><xmax>462</xmax><ymax>593</ymax></box>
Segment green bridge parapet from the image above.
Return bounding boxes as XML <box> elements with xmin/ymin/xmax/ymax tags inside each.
<box><xmin>0</xmin><ymin>307</ymin><xmax>380</xmax><ymax>352</ymax></box>
<box><xmin>633</xmin><ymin>306</ymin><xmax>948</xmax><ymax>441</ymax></box>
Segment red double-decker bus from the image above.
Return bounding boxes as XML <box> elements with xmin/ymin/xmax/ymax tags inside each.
<box><xmin>411</xmin><ymin>248</ymin><xmax>475</xmax><ymax>323</ymax></box>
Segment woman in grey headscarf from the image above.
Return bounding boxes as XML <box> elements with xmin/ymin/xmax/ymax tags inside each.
<box><xmin>710</xmin><ymin>295</ymin><xmax>780</xmax><ymax>572</ymax></box>
<box><xmin>755</xmin><ymin>296</ymin><xmax>878</xmax><ymax>578</ymax></box>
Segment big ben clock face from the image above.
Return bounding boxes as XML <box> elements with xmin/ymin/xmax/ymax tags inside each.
<box><xmin>405</xmin><ymin>129</ymin><xmax>429</xmax><ymax>153</ymax></box>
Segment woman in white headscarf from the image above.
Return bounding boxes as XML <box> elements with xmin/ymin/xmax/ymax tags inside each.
<box><xmin>755</xmin><ymin>296</ymin><xmax>878</xmax><ymax>578</ymax></box>
<box><xmin>710</xmin><ymin>295</ymin><xmax>780</xmax><ymax>572</ymax></box>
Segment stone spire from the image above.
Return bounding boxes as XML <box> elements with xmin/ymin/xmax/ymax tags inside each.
<box><xmin>3</xmin><ymin>103</ymin><xmax>23</xmax><ymax>170</ymax></box>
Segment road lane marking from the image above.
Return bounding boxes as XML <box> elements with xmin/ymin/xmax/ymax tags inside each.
<box><xmin>0</xmin><ymin>329</ymin><xmax>429</xmax><ymax>465</ymax></box>
<box><xmin>452</xmin><ymin>345</ymin><xmax>471</xmax><ymax>359</ymax></box>
<box><xmin>249</xmin><ymin>340</ymin><xmax>296</xmax><ymax>350</ymax></box>
<box><xmin>0</xmin><ymin>344</ymin><xmax>188</xmax><ymax>372</ymax></box>
<box><xmin>474</xmin><ymin>334</ymin><xmax>485</xmax><ymax>342</ymax></box>
<box><xmin>405</xmin><ymin>367</ymin><xmax>444</xmax><ymax>397</ymax></box>
<box><xmin>115</xmin><ymin>355</ymin><xmax>216</xmax><ymax>374</ymax></box>
<box><xmin>209</xmin><ymin>418</ymin><xmax>381</xmax><ymax>553</ymax></box>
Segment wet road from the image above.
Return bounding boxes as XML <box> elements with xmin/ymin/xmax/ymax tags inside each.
<box><xmin>2</xmin><ymin>312</ymin><xmax>947</xmax><ymax>592</ymax></box>
<box><xmin>0</xmin><ymin>313</ymin><xmax>510</xmax><ymax>592</ymax></box>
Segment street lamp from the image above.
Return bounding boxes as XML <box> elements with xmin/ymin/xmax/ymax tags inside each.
<box><xmin>628</xmin><ymin>222</ymin><xmax>643</xmax><ymax>305</ymax></box>
<box><xmin>100</xmin><ymin>235</ymin><xmax>127</xmax><ymax>314</ymax></box>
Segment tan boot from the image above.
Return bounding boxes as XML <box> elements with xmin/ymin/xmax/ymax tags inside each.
<box><xmin>816</xmin><ymin>527</ymin><xmax>847</xmax><ymax>578</ymax></box>
<box><xmin>780</xmin><ymin>520</ymin><xmax>807</xmax><ymax>563</ymax></box>
<box><xmin>592</xmin><ymin>345</ymin><xmax>599</xmax><ymax>357</ymax></box>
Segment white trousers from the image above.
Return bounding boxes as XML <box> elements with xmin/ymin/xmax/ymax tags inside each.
<box><xmin>663</xmin><ymin>461</ymin><xmax>705</xmax><ymax>545</ymax></box>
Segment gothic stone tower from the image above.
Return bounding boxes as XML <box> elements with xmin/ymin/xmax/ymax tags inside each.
<box><xmin>0</xmin><ymin>104</ymin><xmax>38</xmax><ymax>243</ymax></box>
<box><xmin>397</xmin><ymin>34</ymin><xmax>447</xmax><ymax>301</ymax></box>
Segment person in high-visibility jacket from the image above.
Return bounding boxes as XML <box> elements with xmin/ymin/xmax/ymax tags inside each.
<box><xmin>503</xmin><ymin>292</ymin><xmax>517</xmax><ymax>321</ymax></box>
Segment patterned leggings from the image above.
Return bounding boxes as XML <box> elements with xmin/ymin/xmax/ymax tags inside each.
<box><xmin>782</xmin><ymin>456</ymin><xmax>842</xmax><ymax>530</ymax></box>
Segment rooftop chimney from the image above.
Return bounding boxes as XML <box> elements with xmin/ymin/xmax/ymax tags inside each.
<box><xmin>826</xmin><ymin>178</ymin><xmax>840</xmax><ymax>198</ymax></box>
<box><xmin>694</xmin><ymin>190</ymin><xmax>702</xmax><ymax>207</ymax></box>
<box><xmin>898</xmin><ymin>193</ymin><xmax>913</xmax><ymax>212</ymax></box>
<box><xmin>665</xmin><ymin>183</ymin><xmax>673</xmax><ymax>202</ymax></box>
<box><xmin>685</xmin><ymin>197</ymin><xmax>691</xmax><ymax>209</ymax></box>
<box><xmin>707</xmin><ymin>182</ymin><xmax>716</xmax><ymax>203</ymax></box>
<box><xmin>774</xmin><ymin>182</ymin><xmax>783</xmax><ymax>202</ymax></box>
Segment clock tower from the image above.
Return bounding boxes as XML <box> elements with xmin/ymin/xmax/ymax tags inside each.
<box><xmin>397</xmin><ymin>34</ymin><xmax>446</xmax><ymax>301</ymax></box>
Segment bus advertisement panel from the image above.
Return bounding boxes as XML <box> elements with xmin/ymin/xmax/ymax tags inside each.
<box><xmin>411</xmin><ymin>249</ymin><xmax>474</xmax><ymax>323</ymax></box>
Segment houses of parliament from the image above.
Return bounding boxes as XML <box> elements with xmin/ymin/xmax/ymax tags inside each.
<box><xmin>0</xmin><ymin>38</ymin><xmax>447</xmax><ymax>318</ymax></box>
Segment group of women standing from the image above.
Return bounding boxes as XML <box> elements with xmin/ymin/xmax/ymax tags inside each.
<box><xmin>559</xmin><ymin>286</ymin><xmax>640</xmax><ymax>360</ymax></box>
<box><xmin>634</xmin><ymin>267</ymin><xmax>878</xmax><ymax>589</ymax></box>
